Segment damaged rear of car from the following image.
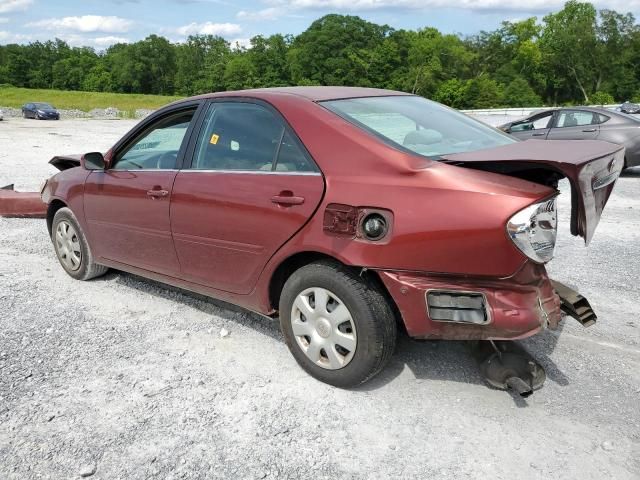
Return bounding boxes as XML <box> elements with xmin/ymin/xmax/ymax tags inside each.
<box><xmin>322</xmin><ymin>95</ymin><xmax>621</xmax><ymax>339</ymax></box>
<box><xmin>318</xmin><ymin>94</ymin><xmax>622</xmax><ymax>392</ymax></box>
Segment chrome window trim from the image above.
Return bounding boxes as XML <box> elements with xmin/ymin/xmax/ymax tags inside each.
<box><xmin>106</xmin><ymin>169</ymin><xmax>179</xmax><ymax>172</ymax></box>
<box><xmin>179</xmin><ymin>169</ymin><xmax>321</xmax><ymax>176</ymax></box>
<box><xmin>105</xmin><ymin>169</ymin><xmax>321</xmax><ymax>175</ymax></box>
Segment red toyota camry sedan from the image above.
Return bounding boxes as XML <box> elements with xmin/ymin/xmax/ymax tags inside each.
<box><xmin>41</xmin><ymin>87</ymin><xmax>623</xmax><ymax>387</ymax></box>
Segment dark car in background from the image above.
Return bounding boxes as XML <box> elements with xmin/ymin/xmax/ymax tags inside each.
<box><xmin>499</xmin><ymin>107</ymin><xmax>640</xmax><ymax>169</ymax></box>
<box><xmin>619</xmin><ymin>101</ymin><xmax>640</xmax><ymax>114</ymax></box>
<box><xmin>22</xmin><ymin>102</ymin><xmax>60</xmax><ymax>120</ymax></box>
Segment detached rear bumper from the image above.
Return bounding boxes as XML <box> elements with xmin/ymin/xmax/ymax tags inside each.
<box><xmin>0</xmin><ymin>186</ymin><xmax>46</xmax><ymax>218</ymax></box>
<box><xmin>379</xmin><ymin>262</ymin><xmax>570</xmax><ymax>340</ymax></box>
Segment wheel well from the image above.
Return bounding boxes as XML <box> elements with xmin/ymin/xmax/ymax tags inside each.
<box><xmin>46</xmin><ymin>200</ymin><xmax>67</xmax><ymax>236</ymax></box>
<box><xmin>269</xmin><ymin>252</ymin><xmax>335</xmax><ymax>311</ymax></box>
<box><xmin>267</xmin><ymin>252</ymin><xmax>405</xmax><ymax>332</ymax></box>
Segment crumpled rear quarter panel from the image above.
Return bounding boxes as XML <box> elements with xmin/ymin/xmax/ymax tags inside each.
<box><xmin>378</xmin><ymin>262</ymin><xmax>562</xmax><ymax>340</ymax></box>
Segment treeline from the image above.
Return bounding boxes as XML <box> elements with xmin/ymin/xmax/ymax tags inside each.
<box><xmin>1</xmin><ymin>1</ymin><xmax>639</xmax><ymax>108</ymax></box>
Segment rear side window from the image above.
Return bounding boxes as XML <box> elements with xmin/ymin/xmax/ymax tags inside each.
<box><xmin>191</xmin><ymin>102</ymin><xmax>317</xmax><ymax>172</ymax></box>
<box><xmin>555</xmin><ymin>111</ymin><xmax>596</xmax><ymax>128</ymax></box>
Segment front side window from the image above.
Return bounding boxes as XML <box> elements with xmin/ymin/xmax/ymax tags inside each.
<box><xmin>532</xmin><ymin>113</ymin><xmax>553</xmax><ymax>129</ymax></box>
<box><xmin>555</xmin><ymin>111</ymin><xmax>595</xmax><ymax>128</ymax></box>
<box><xmin>113</xmin><ymin>109</ymin><xmax>195</xmax><ymax>170</ymax></box>
<box><xmin>510</xmin><ymin>112</ymin><xmax>553</xmax><ymax>132</ymax></box>
<box><xmin>322</xmin><ymin>95</ymin><xmax>515</xmax><ymax>158</ymax></box>
<box><xmin>192</xmin><ymin>102</ymin><xmax>317</xmax><ymax>172</ymax></box>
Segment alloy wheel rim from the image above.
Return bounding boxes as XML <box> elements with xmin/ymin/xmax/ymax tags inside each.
<box><xmin>291</xmin><ymin>287</ymin><xmax>357</xmax><ymax>370</ymax></box>
<box><xmin>55</xmin><ymin>221</ymin><xmax>82</xmax><ymax>271</ymax></box>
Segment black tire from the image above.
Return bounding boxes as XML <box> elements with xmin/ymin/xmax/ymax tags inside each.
<box><xmin>279</xmin><ymin>261</ymin><xmax>397</xmax><ymax>388</ymax></box>
<box><xmin>51</xmin><ymin>207</ymin><xmax>108</xmax><ymax>281</ymax></box>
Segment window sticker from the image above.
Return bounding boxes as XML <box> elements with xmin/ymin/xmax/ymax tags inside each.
<box><xmin>230</xmin><ymin>140</ymin><xmax>240</xmax><ymax>151</ymax></box>
<box><xmin>210</xmin><ymin>133</ymin><xmax>219</xmax><ymax>145</ymax></box>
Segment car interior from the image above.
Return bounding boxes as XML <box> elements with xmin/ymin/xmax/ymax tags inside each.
<box><xmin>194</xmin><ymin>104</ymin><xmax>315</xmax><ymax>172</ymax></box>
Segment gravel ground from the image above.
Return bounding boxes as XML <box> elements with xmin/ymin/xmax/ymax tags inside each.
<box><xmin>1</xmin><ymin>117</ymin><xmax>639</xmax><ymax>479</ymax></box>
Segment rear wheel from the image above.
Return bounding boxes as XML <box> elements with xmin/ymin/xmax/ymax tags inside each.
<box><xmin>279</xmin><ymin>261</ymin><xmax>397</xmax><ymax>388</ymax></box>
<box><xmin>52</xmin><ymin>207</ymin><xmax>108</xmax><ymax>280</ymax></box>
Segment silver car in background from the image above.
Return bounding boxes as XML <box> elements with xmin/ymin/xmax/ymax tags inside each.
<box><xmin>499</xmin><ymin>107</ymin><xmax>640</xmax><ymax>169</ymax></box>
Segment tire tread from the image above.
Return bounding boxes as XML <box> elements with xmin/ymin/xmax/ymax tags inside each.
<box><xmin>280</xmin><ymin>260</ymin><xmax>397</xmax><ymax>387</ymax></box>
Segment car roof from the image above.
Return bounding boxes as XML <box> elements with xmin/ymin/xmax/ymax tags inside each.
<box><xmin>563</xmin><ymin>106</ymin><xmax>612</xmax><ymax>114</ymax></box>
<box><xmin>176</xmin><ymin>86</ymin><xmax>413</xmax><ymax>105</ymax></box>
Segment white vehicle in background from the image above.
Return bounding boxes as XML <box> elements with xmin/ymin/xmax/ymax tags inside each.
<box><xmin>0</xmin><ymin>109</ymin><xmax>3</xmax><ymax>121</ymax></box>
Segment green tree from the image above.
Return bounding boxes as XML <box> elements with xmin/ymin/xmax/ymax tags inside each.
<box><xmin>503</xmin><ymin>77</ymin><xmax>543</xmax><ymax>107</ymax></box>
<box><xmin>463</xmin><ymin>77</ymin><xmax>504</xmax><ymax>109</ymax></box>
<box><xmin>248</xmin><ymin>34</ymin><xmax>291</xmax><ymax>87</ymax></box>
<box><xmin>590</xmin><ymin>91</ymin><xmax>615</xmax><ymax>104</ymax></box>
<box><xmin>223</xmin><ymin>54</ymin><xmax>258</xmax><ymax>90</ymax></box>
<box><xmin>288</xmin><ymin>14</ymin><xmax>392</xmax><ymax>86</ymax></box>
<box><xmin>433</xmin><ymin>78</ymin><xmax>467</xmax><ymax>108</ymax></box>
<box><xmin>540</xmin><ymin>1</ymin><xmax>599</xmax><ymax>103</ymax></box>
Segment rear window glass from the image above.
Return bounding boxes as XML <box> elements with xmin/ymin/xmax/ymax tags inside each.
<box><xmin>322</xmin><ymin>96</ymin><xmax>515</xmax><ymax>158</ymax></box>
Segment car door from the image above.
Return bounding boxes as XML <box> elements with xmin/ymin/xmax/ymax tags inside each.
<box><xmin>170</xmin><ymin>100</ymin><xmax>325</xmax><ymax>294</ymax></box>
<box><xmin>546</xmin><ymin>109</ymin><xmax>600</xmax><ymax>140</ymax></box>
<box><xmin>508</xmin><ymin>110</ymin><xmax>555</xmax><ymax>140</ymax></box>
<box><xmin>83</xmin><ymin>103</ymin><xmax>201</xmax><ymax>275</ymax></box>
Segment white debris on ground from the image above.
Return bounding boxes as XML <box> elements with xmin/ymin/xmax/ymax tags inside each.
<box><xmin>0</xmin><ymin>117</ymin><xmax>639</xmax><ymax>479</ymax></box>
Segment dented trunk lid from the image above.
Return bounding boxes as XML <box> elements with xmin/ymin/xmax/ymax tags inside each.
<box><xmin>442</xmin><ymin>139</ymin><xmax>624</xmax><ymax>244</ymax></box>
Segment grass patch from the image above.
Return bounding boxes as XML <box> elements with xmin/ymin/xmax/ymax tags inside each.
<box><xmin>0</xmin><ymin>86</ymin><xmax>183</xmax><ymax>112</ymax></box>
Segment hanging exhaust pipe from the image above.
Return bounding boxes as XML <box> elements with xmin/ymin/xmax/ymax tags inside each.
<box><xmin>505</xmin><ymin>377</ymin><xmax>533</xmax><ymax>397</ymax></box>
<box><xmin>471</xmin><ymin>340</ymin><xmax>545</xmax><ymax>397</ymax></box>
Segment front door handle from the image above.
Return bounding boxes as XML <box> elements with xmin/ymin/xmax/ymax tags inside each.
<box><xmin>532</xmin><ymin>132</ymin><xmax>546</xmax><ymax>136</ymax></box>
<box><xmin>147</xmin><ymin>189</ymin><xmax>169</xmax><ymax>198</ymax></box>
<box><xmin>271</xmin><ymin>191</ymin><xmax>305</xmax><ymax>206</ymax></box>
<box><xmin>582</xmin><ymin>128</ymin><xmax>597</xmax><ymax>132</ymax></box>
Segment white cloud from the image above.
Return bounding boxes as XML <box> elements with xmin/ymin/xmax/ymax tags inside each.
<box><xmin>257</xmin><ymin>0</ymin><xmax>640</xmax><ymax>13</ymax></box>
<box><xmin>176</xmin><ymin>21</ymin><xmax>242</xmax><ymax>36</ymax></box>
<box><xmin>0</xmin><ymin>29</ymin><xmax>32</xmax><ymax>42</ymax></box>
<box><xmin>237</xmin><ymin>7</ymin><xmax>281</xmax><ymax>21</ymax></box>
<box><xmin>230</xmin><ymin>37</ymin><xmax>252</xmax><ymax>48</ymax></box>
<box><xmin>26</xmin><ymin>15</ymin><xmax>133</xmax><ymax>33</ymax></box>
<box><xmin>0</xmin><ymin>0</ymin><xmax>32</xmax><ymax>14</ymax></box>
<box><xmin>93</xmin><ymin>35</ymin><xmax>129</xmax><ymax>46</ymax></box>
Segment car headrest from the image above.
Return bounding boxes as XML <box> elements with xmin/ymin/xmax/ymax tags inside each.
<box><xmin>403</xmin><ymin>129</ymin><xmax>443</xmax><ymax>146</ymax></box>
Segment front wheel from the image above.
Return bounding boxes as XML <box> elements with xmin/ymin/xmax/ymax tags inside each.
<box><xmin>52</xmin><ymin>207</ymin><xmax>108</xmax><ymax>281</ymax></box>
<box><xmin>279</xmin><ymin>261</ymin><xmax>397</xmax><ymax>388</ymax></box>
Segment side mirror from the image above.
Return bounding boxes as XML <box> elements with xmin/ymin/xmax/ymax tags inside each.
<box><xmin>82</xmin><ymin>152</ymin><xmax>106</xmax><ymax>170</ymax></box>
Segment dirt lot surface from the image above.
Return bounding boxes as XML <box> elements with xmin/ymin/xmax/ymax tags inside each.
<box><xmin>1</xmin><ymin>118</ymin><xmax>639</xmax><ymax>479</ymax></box>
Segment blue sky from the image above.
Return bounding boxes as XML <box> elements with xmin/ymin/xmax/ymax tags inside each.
<box><xmin>1</xmin><ymin>0</ymin><xmax>639</xmax><ymax>49</ymax></box>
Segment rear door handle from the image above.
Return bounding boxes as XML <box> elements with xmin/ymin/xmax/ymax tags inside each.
<box><xmin>147</xmin><ymin>189</ymin><xmax>169</xmax><ymax>198</ymax></box>
<box><xmin>271</xmin><ymin>192</ymin><xmax>305</xmax><ymax>206</ymax></box>
<box><xmin>582</xmin><ymin>128</ymin><xmax>597</xmax><ymax>132</ymax></box>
